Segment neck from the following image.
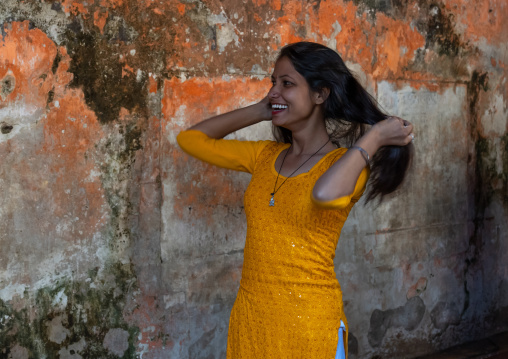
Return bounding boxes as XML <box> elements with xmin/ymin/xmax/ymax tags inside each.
<box><xmin>287</xmin><ymin>122</ymin><xmax>331</xmax><ymax>155</ymax></box>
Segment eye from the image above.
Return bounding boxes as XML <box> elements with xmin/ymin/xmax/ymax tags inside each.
<box><xmin>283</xmin><ymin>81</ymin><xmax>293</xmax><ymax>87</ymax></box>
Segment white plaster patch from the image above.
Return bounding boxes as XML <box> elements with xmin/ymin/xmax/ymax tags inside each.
<box><xmin>165</xmin><ymin>105</ymin><xmax>188</xmax><ymax>145</ymax></box>
<box><xmin>52</xmin><ymin>288</ymin><xmax>68</xmax><ymax>311</ymax></box>
<box><xmin>142</xmin><ymin>326</ymin><xmax>156</xmax><ymax>333</ymax></box>
<box><xmin>164</xmin><ymin>292</ymin><xmax>186</xmax><ymax>308</ymax></box>
<box><xmin>137</xmin><ymin>69</ymin><xmax>144</xmax><ymax>82</ymax></box>
<box><xmin>248</xmin><ymin>64</ymin><xmax>268</xmax><ymax>79</ymax></box>
<box><xmin>0</xmin><ymin>102</ymin><xmax>46</xmax><ymax>143</ymax></box>
<box><xmin>207</xmin><ymin>12</ymin><xmax>228</xmax><ymax>25</ymax></box>
<box><xmin>216</xmin><ymin>22</ymin><xmax>240</xmax><ymax>53</ymax></box>
<box><xmin>0</xmin><ymin>283</ymin><xmax>26</xmax><ymax>302</ymax></box>
<box><xmin>227</xmin><ymin>64</ymin><xmax>239</xmax><ymax>74</ymax></box>
<box><xmin>346</xmin><ymin>61</ymin><xmax>375</xmax><ymax>95</ymax></box>
<box><xmin>207</xmin><ymin>11</ymin><xmax>240</xmax><ymax>53</ymax></box>
<box><xmin>85</xmin><ymin>169</ymin><xmax>102</xmax><ymax>182</ymax></box>
<box><xmin>0</xmin><ymin>232</ymin><xmax>109</xmax><ymax>302</ymax></box>
<box><xmin>47</xmin><ymin>315</ymin><xmax>71</xmax><ymax>344</ymax></box>
<box><xmin>95</xmin><ymin>236</ymin><xmax>113</xmax><ymax>265</ymax></box>
<box><xmin>58</xmin><ymin>338</ymin><xmax>86</xmax><ymax>359</ymax></box>
<box><xmin>8</xmin><ymin>344</ymin><xmax>30</xmax><ymax>359</ymax></box>
<box><xmin>489</xmin><ymin>137</ymin><xmax>506</xmax><ymax>177</ymax></box>
<box><xmin>137</xmin><ymin>342</ymin><xmax>149</xmax><ymax>359</ymax></box>
<box><xmin>103</xmin><ymin>328</ymin><xmax>129</xmax><ymax>357</ymax></box>
<box><xmin>228</xmin><ymin>120</ymin><xmax>271</xmax><ymax>141</ymax></box>
<box><xmin>481</xmin><ymin>93</ymin><xmax>507</xmax><ymax>136</ymax></box>
<box><xmin>324</xmin><ymin>20</ymin><xmax>342</xmax><ymax>51</ymax></box>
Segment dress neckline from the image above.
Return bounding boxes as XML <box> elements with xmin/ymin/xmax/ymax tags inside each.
<box><xmin>270</xmin><ymin>143</ymin><xmax>344</xmax><ymax>179</ymax></box>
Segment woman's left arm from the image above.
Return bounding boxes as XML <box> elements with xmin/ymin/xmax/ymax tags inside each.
<box><xmin>313</xmin><ymin>117</ymin><xmax>414</xmax><ymax>203</ymax></box>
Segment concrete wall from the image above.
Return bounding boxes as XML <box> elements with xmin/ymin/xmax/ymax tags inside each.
<box><xmin>0</xmin><ymin>0</ymin><xmax>506</xmax><ymax>358</ymax></box>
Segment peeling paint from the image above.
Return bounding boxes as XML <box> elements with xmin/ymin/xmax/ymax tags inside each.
<box><xmin>0</xmin><ymin>0</ymin><xmax>507</xmax><ymax>358</ymax></box>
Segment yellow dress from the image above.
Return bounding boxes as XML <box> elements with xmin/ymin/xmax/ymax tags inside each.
<box><xmin>177</xmin><ymin>130</ymin><xmax>369</xmax><ymax>359</ymax></box>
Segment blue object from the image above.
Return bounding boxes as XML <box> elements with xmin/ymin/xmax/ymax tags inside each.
<box><xmin>335</xmin><ymin>320</ymin><xmax>346</xmax><ymax>359</ymax></box>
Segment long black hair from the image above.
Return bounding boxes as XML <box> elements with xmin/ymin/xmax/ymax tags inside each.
<box><xmin>273</xmin><ymin>41</ymin><xmax>412</xmax><ymax>202</ymax></box>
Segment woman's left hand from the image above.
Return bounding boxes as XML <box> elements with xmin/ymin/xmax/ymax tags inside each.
<box><xmin>371</xmin><ymin>116</ymin><xmax>414</xmax><ymax>147</ymax></box>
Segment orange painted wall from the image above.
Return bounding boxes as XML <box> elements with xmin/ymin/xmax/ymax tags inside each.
<box><xmin>0</xmin><ymin>0</ymin><xmax>507</xmax><ymax>358</ymax></box>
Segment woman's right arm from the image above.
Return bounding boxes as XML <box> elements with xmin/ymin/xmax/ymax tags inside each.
<box><xmin>176</xmin><ymin>97</ymin><xmax>273</xmax><ymax>174</ymax></box>
<box><xmin>188</xmin><ymin>97</ymin><xmax>272</xmax><ymax>138</ymax></box>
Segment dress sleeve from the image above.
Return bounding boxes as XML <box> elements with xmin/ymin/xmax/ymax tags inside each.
<box><xmin>311</xmin><ymin>165</ymin><xmax>370</xmax><ymax>210</ymax></box>
<box><xmin>176</xmin><ymin>129</ymin><xmax>271</xmax><ymax>174</ymax></box>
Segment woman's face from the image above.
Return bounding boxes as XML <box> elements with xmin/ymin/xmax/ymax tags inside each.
<box><xmin>268</xmin><ymin>56</ymin><xmax>322</xmax><ymax>130</ymax></box>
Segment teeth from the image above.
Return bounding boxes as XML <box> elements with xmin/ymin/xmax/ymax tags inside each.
<box><xmin>272</xmin><ymin>104</ymin><xmax>288</xmax><ymax>110</ymax></box>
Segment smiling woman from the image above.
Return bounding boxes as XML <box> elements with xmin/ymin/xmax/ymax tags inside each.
<box><xmin>176</xmin><ymin>41</ymin><xmax>414</xmax><ymax>359</ymax></box>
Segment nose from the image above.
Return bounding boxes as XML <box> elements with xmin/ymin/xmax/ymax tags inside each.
<box><xmin>268</xmin><ymin>84</ymin><xmax>280</xmax><ymax>99</ymax></box>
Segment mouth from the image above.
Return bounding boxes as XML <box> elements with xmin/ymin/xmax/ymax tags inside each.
<box><xmin>271</xmin><ymin>103</ymin><xmax>288</xmax><ymax>115</ymax></box>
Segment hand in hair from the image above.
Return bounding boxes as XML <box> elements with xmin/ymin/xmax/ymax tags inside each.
<box><xmin>313</xmin><ymin>116</ymin><xmax>413</xmax><ymax>204</ymax></box>
<box><xmin>372</xmin><ymin>116</ymin><xmax>414</xmax><ymax>147</ymax></box>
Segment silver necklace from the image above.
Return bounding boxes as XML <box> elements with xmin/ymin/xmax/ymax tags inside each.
<box><xmin>269</xmin><ymin>139</ymin><xmax>330</xmax><ymax>206</ymax></box>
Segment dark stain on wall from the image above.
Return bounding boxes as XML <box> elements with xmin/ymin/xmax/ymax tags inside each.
<box><xmin>46</xmin><ymin>89</ymin><xmax>54</xmax><ymax>108</ymax></box>
<box><xmin>468</xmin><ymin>72</ymin><xmax>490</xmax><ymax>251</ymax></box>
<box><xmin>0</xmin><ymin>73</ymin><xmax>15</xmax><ymax>100</ymax></box>
<box><xmin>350</xmin><ymin>0</ymin><xmax>392</xmax><ymax>14</ymax></box>
<box><xmin>65</xmin><ymin>29</ymin><xmax>148</xmax><ymax>125</ymax></box>
<box><xmin>0</xmin><ymin>1</ymin><xmax>151</xmax><ymax>125</ymax></box>
<box><xmin>367</xmin><ymin>296</ymin><xmax>426</xmax><ymax>348</ymax></box>
<box><xmin>0</xmin><ymin>123</ymin><xmax>13</xmax><ymax>134</ymax></box>
<box><xmin>51</xmin><ymin>51</ymin><xmax>61</xmax><ymax>74</ymax></box>
<box><xmin>462</xmin><ymin>71</ymin><xmax>490</xmax><ymax>322</ymax></box>
<box><xmin>501</xmin><ymin>134</ymin><xmax>508</xmax><ymax>204</ymax></box>
<box><xmin>423</xmin><ymin>3</ymin><xmax>462</xmax><ymax>56</ymax></box>
<box><xmin>412</xmin><ymin>1</ymin><xmax>470</xmax><ymax>78</ymax></box>
<box><xmin>430</xmin><ymin>301</ymin><xmax>461</xmax><ymax>331</ymax></box>
<box><xmin>348</xmin><ymin>332</ymin><xmax>359</xmax><ymax>356</ymax></box>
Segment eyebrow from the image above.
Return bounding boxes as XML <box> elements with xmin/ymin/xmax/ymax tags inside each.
<box><xmin>271</xmin><ymin>74</ymin><xmax>295</xmax><ymax>80</ymax></box>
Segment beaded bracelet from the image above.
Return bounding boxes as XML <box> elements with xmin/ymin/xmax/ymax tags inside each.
<box><xmin>350</xmin><ymin>146</ymin><xmax>371</xmax><ymax>166</ymax></box>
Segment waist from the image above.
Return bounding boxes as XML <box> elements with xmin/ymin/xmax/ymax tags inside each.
<box><xmin>240</xmin><ymin>269</ymin><xmax>341</xmax><ymax>296</ymax></box>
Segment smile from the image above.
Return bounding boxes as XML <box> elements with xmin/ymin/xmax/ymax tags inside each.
<box><xmin>272</xmin><ymin>104</ymin><xmax>288</xmax><ymax>110</ymax></box>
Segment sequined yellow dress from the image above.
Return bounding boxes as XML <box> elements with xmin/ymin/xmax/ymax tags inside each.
<box><xmin>177</xmin><ymin>130</ymin><xmax>369</xmax><ymax>359</ymax></box>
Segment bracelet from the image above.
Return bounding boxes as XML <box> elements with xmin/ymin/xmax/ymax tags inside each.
<box><xmin>350</xmin><ymin>146</ymin><xmax>371</xmax><ymax>166</ymax></box>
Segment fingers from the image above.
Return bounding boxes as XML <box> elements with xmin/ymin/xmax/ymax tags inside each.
<box><xmin>404</xmin><ymin>121</ymin><xmax>414</xmax><ymax>144</ymax></box>
<box><xmin>407</xmin><ymin>132</ymin><xmax>415</xmax><ymax>145</ymax></box>
<box><xmin>387</xmin><ymin>116</ymin><xmax>415</xmax><ymax>146</ymax></box>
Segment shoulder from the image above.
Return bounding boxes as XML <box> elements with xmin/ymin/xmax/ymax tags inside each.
<box><xmin>257</xmin><ymin>141</ymin><xmax>289</xmax><ymax>158</ymax></box>
<box><xmin>323</xmin><ymin>147</ymin><xmax>348</xmax><ymax>167</ymax></box>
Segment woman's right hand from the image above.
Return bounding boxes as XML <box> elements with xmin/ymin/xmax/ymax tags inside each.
<box><xmin>256</xmin><ymin>96</ymin><xmax>273</xmax><ymax>122</ymax></box>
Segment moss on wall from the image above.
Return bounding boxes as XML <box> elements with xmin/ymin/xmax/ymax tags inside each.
<box><xmin>0</xmin><ymin>263</ymin><xmax>139</xmax><ymax>358</ymax></box>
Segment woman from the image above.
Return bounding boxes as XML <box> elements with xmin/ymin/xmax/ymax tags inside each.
<box><xmin>177</xmin><ymin>42</ymin><xmax>414</xmax><ymax>358</ymax></box>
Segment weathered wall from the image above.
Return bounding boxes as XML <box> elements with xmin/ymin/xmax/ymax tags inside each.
<box><xmin>0</xmin><ymin>0</ymin><xmax>506</xmax><ymax>358</ymax></box>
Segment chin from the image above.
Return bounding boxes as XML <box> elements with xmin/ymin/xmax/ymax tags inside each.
<box><xmin>271</xmin><ymin>116</ymin><xmax>290</xmax><ymax>128</ymax></box>
<box><xmin>271</xmin><ymin>117</ymin><xmax>284</xmax><ymax>127</ymax></box>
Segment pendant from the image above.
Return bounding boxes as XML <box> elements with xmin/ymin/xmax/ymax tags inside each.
<box><xmin>269</xmin><ymin>193</ymin><xmax>275</xmax><ymax>207</ymax></box>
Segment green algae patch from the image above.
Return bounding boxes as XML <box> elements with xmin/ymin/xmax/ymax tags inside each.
<box><xmin>0</xmin><ymin>262</ymin><xmax>139</xmax><ymax>358</ymax></box>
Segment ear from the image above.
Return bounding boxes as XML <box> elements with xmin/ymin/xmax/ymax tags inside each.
<box><xmin>314</xmin><ymin>87</ymin><xmax>330</xmax><ymax>105</ymax></box>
